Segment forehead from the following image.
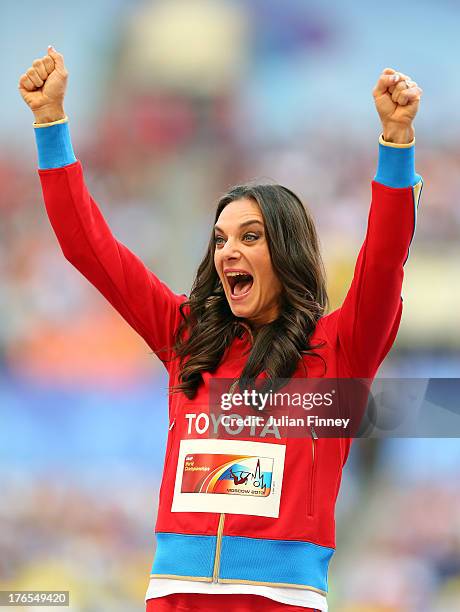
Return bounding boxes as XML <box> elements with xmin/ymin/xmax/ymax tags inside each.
<box><xmin>216</xmin><ymin>197</ymin><xmax>263</xmax><ymax>229</ymax></box>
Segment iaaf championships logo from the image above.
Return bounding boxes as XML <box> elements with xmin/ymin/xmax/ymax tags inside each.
<box><xmin>180</xmin><ymin>453</ymin><xmax>273</xmax><ymax>497</ymax></box>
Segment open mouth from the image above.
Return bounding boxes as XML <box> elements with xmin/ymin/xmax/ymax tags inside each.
<box><xmin>226</xmin><ymin>271</ymin><xmax>254</xmax><ymax>299</ymax></box>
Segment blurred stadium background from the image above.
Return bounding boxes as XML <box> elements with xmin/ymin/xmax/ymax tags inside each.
<box><xmin>1</xmin><ymin>1</ymin><xmax>460</xmax><ymax>610</ymax></box>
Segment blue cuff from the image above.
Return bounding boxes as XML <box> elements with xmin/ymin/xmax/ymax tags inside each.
<box><xmin>34</xmin><ymin>121</ymin><xmax>76</xmax><ymax>170</ymax></box>
<box><xmin>374</xmin><ymin>140</ymin><xmax>421</xmax><ymax>188</ymax></box>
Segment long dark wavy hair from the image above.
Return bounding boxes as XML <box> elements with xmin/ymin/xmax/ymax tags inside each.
<box><xmin>170</xmin><ymin>183</ymin><xmax>329</xmax><ymax>399</ymax></box>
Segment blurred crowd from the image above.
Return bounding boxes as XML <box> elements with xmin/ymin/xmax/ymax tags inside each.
<box><xmin>0</xmin><ymin>469</ymin><xmax>158</xmax><ymax>611</ymax></box>
<box><xmin>334</xmin><ymin>475</ymin><xmax>460</xmax><ymax>611</ymax></box>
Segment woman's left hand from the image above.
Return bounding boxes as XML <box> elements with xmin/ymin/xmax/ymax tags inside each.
<box><xmin>373</xmin><ymin>67</ymin><xmax>423</xmax><ymax>144</ymax></box>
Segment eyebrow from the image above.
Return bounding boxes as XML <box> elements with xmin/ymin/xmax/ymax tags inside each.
<box><xmin>214</xmin><ymin>219</ymin><xmax>264</xmax><ymax>233</ymax></box>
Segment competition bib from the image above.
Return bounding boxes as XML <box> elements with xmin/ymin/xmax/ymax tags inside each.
<box><xmin>171</xmin><ymin>439</ymin><xmax>286</xmax><ymax>518</ymax></box>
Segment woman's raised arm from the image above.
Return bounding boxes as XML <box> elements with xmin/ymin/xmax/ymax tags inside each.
<box><xmin>19</xmin><ymin>47</ymin><xmax>186</xmax><ymax>369</ymax></box>
<box><xmin>333</xmin><ymin>68</ymin><xmax>423</xmax><ymax>377</ymax></box>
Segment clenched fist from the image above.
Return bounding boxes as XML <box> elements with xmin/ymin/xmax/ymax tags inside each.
<box><xmin>373</xmin><ymin>68</ymin><xmax>422</xmax><ymax>144</ymax></box>
<box><xmin>19</xmin><ymin>46</ymin><xmax>68</xmax><ymax>124</ymax></box>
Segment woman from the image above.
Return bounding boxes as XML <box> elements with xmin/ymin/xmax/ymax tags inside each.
<box><xmin>19</xmin><ymin>47</ymin><xmax>422</xmax><ymax>611</ymax></box>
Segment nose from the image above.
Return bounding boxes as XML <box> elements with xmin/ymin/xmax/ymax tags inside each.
<box><xmin>220</xmin><ymin>237</ymin><xmax>241</xmax><ymax>260</ymax></box>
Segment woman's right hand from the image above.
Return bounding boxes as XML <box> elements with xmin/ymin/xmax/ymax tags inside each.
<box><xmin>18</xmin><ymin>46</ymin><xmax>68</xmax><ymax>124</ymax></box>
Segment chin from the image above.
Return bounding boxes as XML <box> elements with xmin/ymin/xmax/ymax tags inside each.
<box><xmin>230</xmin><ymin>305</ymin><xmax>251</xmax><ymax>318</ymax></box>
<box><xmin>228</xmin><ymin>302</ymin><xmax>254</xmax><ymax>319</ymax></box>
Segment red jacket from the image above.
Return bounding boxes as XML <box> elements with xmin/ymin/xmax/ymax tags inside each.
<box><xmin>37</xmin><ymin>134</ymin><xmax>422</xmax><ymax>597</ymax></box>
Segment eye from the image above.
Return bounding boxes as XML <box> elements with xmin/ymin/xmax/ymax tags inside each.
<box><xmin>243</xmin><ymin>232</ymin><xmax>259</xmax><ymax>242</ymax></box>
<box><xmin>214</xmin><ymin>235</ymin><xmax>225</xmax><ymax>248</ymax></box>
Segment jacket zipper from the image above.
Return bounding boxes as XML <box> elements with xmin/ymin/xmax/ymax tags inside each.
<box><xmin>308</xmin><ymin>426</ymin><xmax>318</xmax><ymax>517</ymax></box>
<box><xmin>212</xmin><ymin>323</ymin><xmax>248</xmax><ymax>582</ymax></box>
<box><xmin>168</xmin><ymin>417</ymin><xmax>227</xmax><ymax>582</ymax></box>
<box><xmin>212</xmin><ymin>513</ymin><xmax>226</xmax><ymax>582</ymax></box>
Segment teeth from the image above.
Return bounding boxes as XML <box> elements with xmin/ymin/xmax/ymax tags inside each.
<box><xmin>226</xmin><ymin>272</ymin><xmax>250</xmax><ymax>277</ymax></box>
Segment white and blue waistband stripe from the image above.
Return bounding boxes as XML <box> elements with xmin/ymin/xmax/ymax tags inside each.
<box><xmin>152</xmin><ymin>533</ymin><xmax>217</xmax><ymax>577</ymax></box>
<box><xmin>34</xmin><ymin>122</ymin><xmax>76</xmax><ymax>170</ymax></box>
<box><xmin>219</xmin><ymin>535</ymin><xmax>333</xmax><ymax>590</ymax></box>
<box><xmin>374</xmin><ymin>141</ymin><xmax>421</xmax><ymax>188</ymax></box>
<box><xmin>151</xmin><ymin>532</ymin><xmax>334</xmax><ymax>592</ymax></box>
